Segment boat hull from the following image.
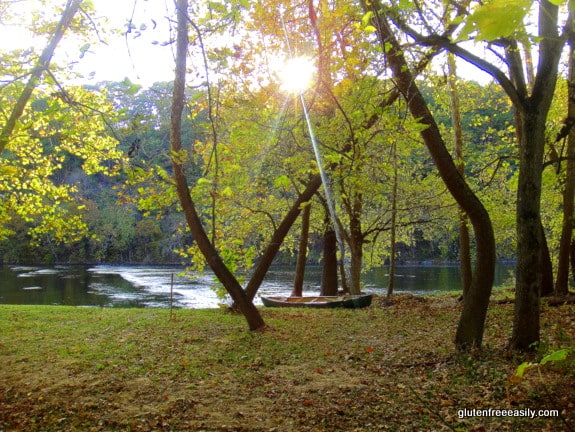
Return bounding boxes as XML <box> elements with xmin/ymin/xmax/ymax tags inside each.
<box><xmin>261</xmin><ymin>294</ymin><xmax>372</xmax><ymax>309</ymax></box>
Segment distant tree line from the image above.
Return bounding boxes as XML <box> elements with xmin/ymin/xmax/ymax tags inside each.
<box><xmin>1</xmin><ymin>77</ymin><xmax>519</xmax><ymax>266</ymax></box>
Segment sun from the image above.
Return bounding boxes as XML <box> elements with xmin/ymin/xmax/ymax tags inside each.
<box><xmin>276</xmin><ymin>56</ymin><xmax>316</xmax><ymax>94</ymax></box>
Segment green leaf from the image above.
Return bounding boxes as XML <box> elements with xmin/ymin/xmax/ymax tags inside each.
<box><xmin>514</xmin><ymin>361</ymin><xmax>535</xmax><ymax>378</ymax></box>
<box><xmin>170</xmin><ymin>149</ymin><xmax>189</xmax><ymax>164</ymax></box>
<box><xmin>79</xmin><ymin>43</ymin><xmax>90</xmax><ymax>58</ymax></box>
<box><xmin>540</xmin><ymin>348</ymin><xmax>570</xmax><ymax>365</ymax></box>
<box><xmin>197</xmin><ymin>177</ymin><xmax>211</xmax><ymax>186</ymax></box>
<box><xmin>208</xmin><ymin>1</ymin><xmax>228</xmax><ymax>14</ymax></box>
<box><xmin>221</xmin><ymin>186</ymin><xmax>233</xmax><ymax>198</ymax></box>
<box><xmin>273</xmin><ymin>175</ymin><xmax>291</xmax><ymax>189</ymax></box>
<box><xmin>361</xmin><ymin>11</ymin><xmax>374</xmax><ymax>27</ymax></box>
<box><xmin>459</xmin><ymin>0</ymin><xmax>531</xmax><ymax>41</ymax></box>
<box><xmin>364</xmin><ymin>25</ymin><xmax>377</xmax><ymax>34</ymax></box>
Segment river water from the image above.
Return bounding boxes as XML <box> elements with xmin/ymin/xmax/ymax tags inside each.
<box><xmin>0</xmin><ymin>264</ymin><xmax>515</xmax><ymax>309</ymax></box>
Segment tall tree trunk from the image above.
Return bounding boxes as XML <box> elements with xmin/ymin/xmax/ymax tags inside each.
<box><xmin>170</xmin><ymin>0</ymin><xmax>264</xmax><ymax>331</ymax></box>
<box><xmin>321</xmin><ymin>221</ymin><xmax>339</xmax><ymax>296</ymax></box>
<box><xmin>555</xmin><ymin>35</ymin><xmax>575</xmax><ymax>296</ymax></box>
<box><xmin>292</xmin><ymin>202</ymin><xmax>311</xmax><ymax>297</ymax></box>
<box><xmin>509</xmin><ymin>1</ymin><xmax>563</xmax><ymax>351</ymax></box>
<box><xmin>363</xmin><ymin>1</ymin><xmax>496</xmax><ymax>350</ymax></box>
<box><xmin>540</xmin><ymin>222</ymin><xmax>554</xmax><ymax>297</ymax></box>
<box><xmin>510</xmin><ymin>109</ymin><xmax>547</xmax><ymax>349</ymax></box>
<box><xmin>348</xmin><ymin>195</ymin><xmax>364</xmax><ymax>295</ymax></box>
<box><xmin>447</xmin><ymin>53</ymin><xmax>472</xmax><ymax>296</ymax></box>
<box><xmin>348</xmin><ymin>242</ymin><xmax>362</xmax><ymax>295</ymax></box>
<box><xmin>0</xmin><ymin>0</ymin><xmax>83</xmax><ymax>156</ymax></box>
<box><xmin>387</xmin><ymin>141</ymin><xmax>398</xmax><ymax>299</ymax></box>
<box><xmin>338</xmin><ymin>257</ymin><xmax>350</xmax><ymax>294</ymax></box>
<box><xmin>570</xmin><ymin>238</ymin><xmax>575</xmax><ymax>283</ymax></box>
<box><xmin>507</xmin><ymin>32</ymin><xmax>557</xmax><ymax>289</ymax></box>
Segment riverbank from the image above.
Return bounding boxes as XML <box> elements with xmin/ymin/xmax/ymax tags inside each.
<box><xmin>1</xmin><ymin>294</ymin><xmax>573</xmax><ymax>431</ymax></box>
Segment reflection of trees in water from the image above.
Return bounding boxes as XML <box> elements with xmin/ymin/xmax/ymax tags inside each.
<box><xmin>1</xmin><ymin>264</ymin><xmax>516</xmax><ymax>308</ymax></box>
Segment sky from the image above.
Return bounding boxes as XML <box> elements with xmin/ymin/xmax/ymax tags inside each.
<box><xmin>0</xmin><ymin>0</ymin><xmax>497</xmax><ymax>89</ymax></box>
<box><xmin>75</xmin><ymin>0</ymin><xmax>177</xmax><ymax>86</ymax></box>
<box><xmin>0</xmin><ymin>0</ymin><xmax>177</xmax><ymax>87</ymax></box>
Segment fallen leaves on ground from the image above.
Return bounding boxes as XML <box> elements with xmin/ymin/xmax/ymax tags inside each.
<box><xmin>0</xmin><ymin>294</ymin><xmax>573</xmax><ymax>431</ymax></box>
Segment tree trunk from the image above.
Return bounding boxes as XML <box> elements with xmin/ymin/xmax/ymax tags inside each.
<box><xmin>570</xmin><ymin>238</ymin><xmax>575</xmax><ymax>283</ymax></box>
<box><xmin>0</xmin><ymin>0</ymin><xmax>83</xmax><ymax>156</ymax></box>
<box><xmin>447</xmin><ymin>53</ymin><xmax>472</xmax><ymax>296</ymax></box>
<box><xmin>245</xmin><ymin>174</ymin><xmax>322</xmax><ymax>301</ymax></box>
<box><xmin>510</xmin><ymin>109</ymin><xmax>547</xmax><ymax>349</ymax></box>
<box><xmin>362</xmin><ymin>1</ymin><xmax>496</xmax><ymax>350</ymax></box>
<box><xmin>509</xmin><ymin>1</ymin><xmax>563</xmax><ymax>351</ymax></box>
<box><xmin>540</xmin><ymin>222</ymin><xmax>554</xmax><ymax>297</ymax></box>
<box><xmin>170</xmin><ymin>0</ymin><xmax>264</xmax><ymax>331</ymax></box>
<box><xmin>387</xmin><ymin>141</ymin><xmax>398</xmax><ymax>299</ymax></box>
<box><xmin>292</xmin><ymin>202</ymin><xmax>311</xmax><ymax>297</ymax></box>
<box><xmin>338</xmin><ymin>258</ymin><xmax>350</xmax><ymax>294</ymax></box>
<box><xmin>348</xmin><ymin>244</ymin><xmax>362</xmax><ymax>295</ymax></box>
<box><xmin>555</xmin><ymin>36</ymin><xmax>575</xmax><ymax>296</ymax></box>
<box><xmin>321</xmin><ymin>222</ymin><xmax>339</xmax><ymax>296</ymax></box>
<box><xmin>348</xmin><ymin>196</ymin><xmax>364</xmax><ymax>295</ymax></box>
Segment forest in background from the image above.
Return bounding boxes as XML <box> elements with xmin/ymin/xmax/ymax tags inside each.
<box><xmin>0</xmin><ymin>77</ymin><xmax>522</xmax><ymax>266</ymax></box>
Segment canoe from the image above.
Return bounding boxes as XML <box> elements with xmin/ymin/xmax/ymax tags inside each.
<box><xmin>260</xmin><ymin>294</ymin><xmax>372</xmax><ymax>309</ymax></box>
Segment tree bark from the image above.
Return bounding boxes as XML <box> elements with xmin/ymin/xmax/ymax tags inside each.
<box><xmin>510</xmin><ymin>109</ymin><xmax>547</xmax><ymax>348</ymax></box>
<box><xmin>348</xmin><ymin>196</ymin><xmax>364</xmax><ymax>295</ymax></box>
<box><xmin>387</xmin><ymin>141</ymin><xmax>398</xmax><ymax>299</ymax></box>
<box><xmin>292</xmin><ymin>202</ymin><xmax>311</xmax><ymax>297</ymax></box>
<box><xmin>362</xmin><ymin>1</ymin><xmax>496</xmax><ymax>350</ymax></box>
<box><xmin>555</xmin><ymin>33</ymin><xmax>575</xmax><ymax>296</ymax></box>
<box><xmin>320</xmin><ymin>222</ymin><xmax>339</xmax><ymax>296</ymax></box>
<box><xmin>170</xmin><ymin>0</ymin><xmax>264</xmax><ymax>331</ymax></box>
<box><xmin>509</xmin><ymin>1</ymin><xmax>563</xmax><ymax>350</ymax></box>
<box><xmin>540</xmin><ymin>223</ymin><xmax>554</xmax><ymax>297</ymax></box>
<box><xmin>0</xmin><ymin>0</ymin><xmax>83</xmax><ymax>156</ymax></box>
<box><xmin>570</xmin><ymin>238</ymin><xmax>575</xmax><ymax>283</ymax></box>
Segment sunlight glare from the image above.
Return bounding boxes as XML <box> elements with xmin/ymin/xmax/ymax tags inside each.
<box><xmin>277</xmin><ymin>56</ymin><xmax>315</xmax><ymax>94</ymax></box>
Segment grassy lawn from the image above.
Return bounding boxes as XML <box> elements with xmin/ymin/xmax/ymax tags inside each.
<box><xmin>0</xmin><ymin>294</ymin><xmax>573</xmax><ymax>431</ymax></box>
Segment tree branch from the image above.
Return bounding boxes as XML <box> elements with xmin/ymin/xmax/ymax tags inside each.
<box><xmin>0</xmin><ymin>0</ymin><xmax>83</xmax><ymax>156</ymax></box>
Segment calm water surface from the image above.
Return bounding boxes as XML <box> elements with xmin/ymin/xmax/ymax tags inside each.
<box><xmin>0</xmin><ymin>264</ymin><xmax>515</xmax><ymax>308</ymax></box>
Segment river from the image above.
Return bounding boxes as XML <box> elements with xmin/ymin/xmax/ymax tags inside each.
<box><xmin>0</xmin><ymin>263</ymin><xmax>515</xmax><ymax>308</ymax></box>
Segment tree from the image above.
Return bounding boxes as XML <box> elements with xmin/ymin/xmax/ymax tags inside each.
<box><xmin>200</xmin><ymin>0</ymin><xmax>462</xmax><ymax>301</ymax></box>
<box><xmin>0</xmin><ymin>1</ymin><xmax>129</xmax><ymax>259</ymax></box>
<box><xmin>361</xmin><ymin>0</ymin><xmax>496</xmax><ymax>350</ymax></box>
<box><xmin>505</xmin><ymin>0</ymin><xmax>566</xmax><ymax>350</ymax></box>
<box><xmin>386</xmin><ymin>140</ymin><xmax>399</xmax><ymax>300</ymax></box>
<box><xmin>0</xmin><ymin>84</ymin><xmax>123</xmax><ymax>249</ymax></box>
<box><xmin>446</xmin><ymin>53</ymin><xmax>472</xmax><ymax>296</ymax></box>
<box><xmin>554</xmin><ymin>6</ymin><xmax>575</xmax><ymax>296</ymax></box>
<box><xmin>0</xmin><ymin>0</ymin><xmax>83</xmax><ymax>155</ymax></box>
<box><xmin>170</xmin><ymin>0</ymin><xmax>265</xmax><ymax>331</ymax></box>
<box><xmin>370</xmin><ymin>0</ymin><xmax>571</xmax><ymax>351</ymax></box>
<box><xmin>291</xmin><ymin>202</ymin><xmax>311</xmax><ymax>297</ymax></box>
<box><xmin>449</xmin><ymin>0</ymin><xmax>569</xmax><ymax>350</ymax></box>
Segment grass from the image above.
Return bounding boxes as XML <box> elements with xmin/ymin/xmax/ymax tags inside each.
<box><xmin>0</xmin><ymin>294</ymin><xmax>574</xmax><ymax>431</ymax></box>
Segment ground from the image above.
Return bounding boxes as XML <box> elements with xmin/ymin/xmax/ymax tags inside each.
<box><xmin>0</xmin><ymin>294</ymin><xmax>574</xmax><ymax>431</ymax></box>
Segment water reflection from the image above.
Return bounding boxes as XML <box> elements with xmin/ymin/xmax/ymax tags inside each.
<box><xmin>0</xmin><ymin>263</ymin><xmax>515</xmax><ymax>309</ymax></box>
<box><xmin>4</xmin><ymin>266</ymin><xmax>108</xmax><ymax>307</ymax></box>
